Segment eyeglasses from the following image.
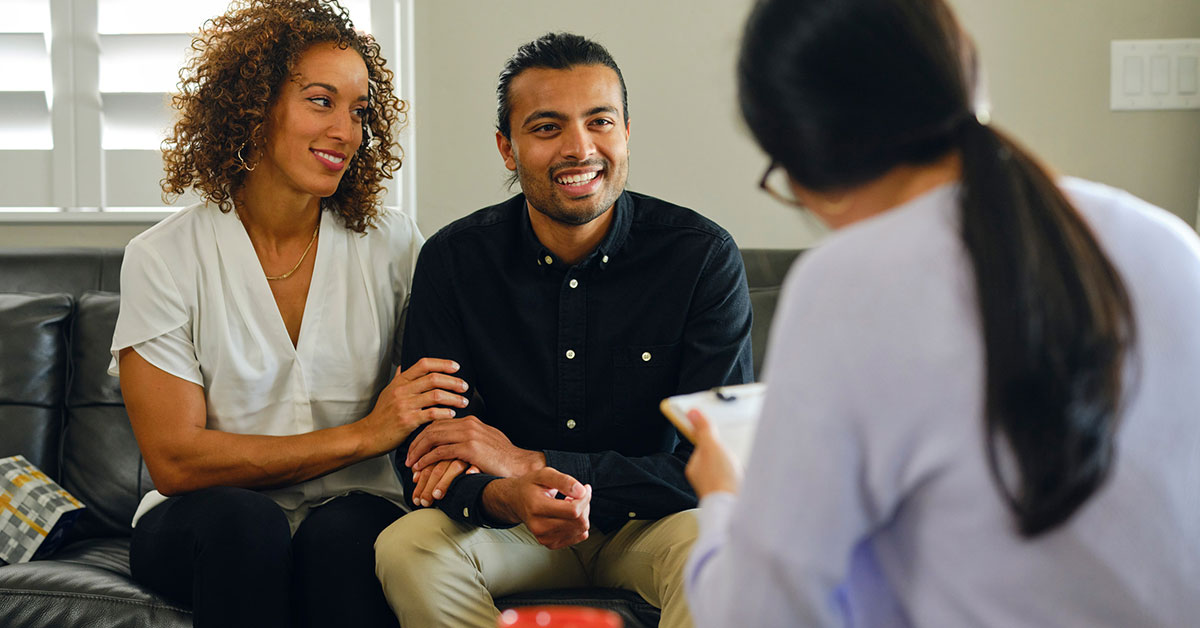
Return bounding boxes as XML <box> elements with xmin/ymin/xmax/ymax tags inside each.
<box><xmin>758</xmin><ymin>161</ymin><xmax>805</xmax><ymax>208</ymax></box>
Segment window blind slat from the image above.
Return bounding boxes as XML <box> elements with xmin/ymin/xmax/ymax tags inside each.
<box><xmin>0</xmin><ymin>150</ymin><xmax>53</xmax><ymax>206</ymax></box>
<box><xmin>97</xmin><ymin>0</ymin><xmax>243</xmax><ymax>35</ymax></box>
<box><xmin>0</xmin><ymin>32</ymin><xmax>51</xmax><ymax>92</ymax></box>
<box><xmin>105</xmin><ymin>149</ymin><xmax>201</xmax><ymax>208</ymax></box>
<box><xmin>101</xmin><ymin>92</ymin><xmax>171</xmax><ymax>150</ymax></box>
<box><xmin>99</xmin><ymin>33</ymin><xmax>193</xmax><ymax>93</ymax></box>
<box><xmin>0</xmin><ymin>0</ymin><xmax>50</xmax><ymax>34</ymax></box>
<box><xmin>2</xmin><ymin>0</ymin><xmax>392</xmax><ymax>213</ymax></box>
<box><xmin>0</xmin><ymin>92</ymin><xmax>52</xmax><ymax>149</ymax></box>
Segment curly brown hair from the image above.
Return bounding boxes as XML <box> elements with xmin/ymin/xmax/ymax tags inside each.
<box><xmin>161</xmin><ymin>0</ymin><xmax>406</xmax><ymax>233</ymax></box>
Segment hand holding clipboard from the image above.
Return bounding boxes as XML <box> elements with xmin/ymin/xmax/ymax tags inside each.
<box><xmin>660</xmin><ymin>383</ymin><xmax>766</xmax><ymax>466</ymax></box>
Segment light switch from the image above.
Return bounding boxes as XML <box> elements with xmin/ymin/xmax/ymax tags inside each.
<box><xmin>1112</xmin><ymin>39</ymin><xmax>1200</xmax><ymax>110</ymax></box>
<box><xmin>1180</xmin><ymin>56</ymin><xmax>1198</xmax><ymax>95</ymax></box>
<box><xmin>1150</xmin><ymin>55</ymin><xmax>1170</xmax><ymax>94</ymax></box>
<box><xmin>1123</xmin><ymin>56</ymin><xmax>1143</xmax><ymax>94</ymax></box>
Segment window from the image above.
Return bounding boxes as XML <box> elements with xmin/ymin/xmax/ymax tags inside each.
<box><xmin>0</xmin><ymin>0</ymin><xmax>413</xmax><ymax>217</ymax></box>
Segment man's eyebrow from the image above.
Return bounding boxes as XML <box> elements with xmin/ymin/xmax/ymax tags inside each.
<box><xmin>302</xmin><ymin>82</ymin><xmax>369</xmax><ymax>102</ymax></box>
<box><xmin>522</xmin><ymin>110</ymin><xmax>567</xmax><ymax>127</ymax></box>
<box><xmin>522</xmin><ymin>105</ymin><xmax>620</xmax><ymax>128</ymax></box>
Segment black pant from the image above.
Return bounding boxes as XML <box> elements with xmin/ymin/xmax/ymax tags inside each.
<box><xmin>130</xmin><ymin>487</ymin><xmax>403</xmax><ymax>628</ymax></box>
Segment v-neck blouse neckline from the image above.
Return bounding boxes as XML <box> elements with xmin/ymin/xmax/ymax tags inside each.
<box><xmin>217</xmin><ymin>206</ymin><xmax>334</xmax><ymax>362</ymax></box>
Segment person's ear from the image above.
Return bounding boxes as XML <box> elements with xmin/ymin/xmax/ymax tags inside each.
<box><xmin>496</xmin><ymin>131</ymin><xmax>517</xmax><ymax>172</ymax></box>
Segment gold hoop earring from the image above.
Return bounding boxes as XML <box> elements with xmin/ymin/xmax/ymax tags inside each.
<box><xmin>236</xmin><ymin>142</ymin><xmax>256</xmax><ymax>172</ymax></box>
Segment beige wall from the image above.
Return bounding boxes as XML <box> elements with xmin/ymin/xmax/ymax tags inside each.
<box><xmin>952</xmin><ymin>0</ymin><xmax>1200</xmax><ymax>225</ymax></box>
<box><xmin>410</xmin><ymin>0</ymin><xmax>819</xmax><ymax>249</ymax></box>
<box><xmin>3</xmin><ymin>0</ymin><xmax>1198</xmax><ymax>249</ymax></box>
<box><xmin>409</xmin><ymin>0</ymin><xmax>1200</xmax><ymax>249</ymax></box>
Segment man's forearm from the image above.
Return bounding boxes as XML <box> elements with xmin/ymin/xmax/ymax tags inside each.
<box><xmin>481</xmin><ymin>478</ymin><xmax>520</xmax><ymax>524</ymax></box>
<box><xmin>512</xmin><ymin>450</ymin><xmax>547</xmax><ymax>477</ymax></box>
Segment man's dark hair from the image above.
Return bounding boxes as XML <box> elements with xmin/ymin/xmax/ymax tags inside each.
<box><xmin>496</xmin><ymin>32</ymin><xmax>628</xmax><ymax>140</ymax></box>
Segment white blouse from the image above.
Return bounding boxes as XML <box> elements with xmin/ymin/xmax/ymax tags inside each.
<box><xmin>109</xmin><ymin>203</ymin><xmax>422</xmax><ymax>530</ymax></box>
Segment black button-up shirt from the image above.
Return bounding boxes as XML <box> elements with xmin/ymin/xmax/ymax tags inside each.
<box><xmin>398</xmin><ymin>190</ymin><xmax>753</xmax><ymax>533</ymax></box>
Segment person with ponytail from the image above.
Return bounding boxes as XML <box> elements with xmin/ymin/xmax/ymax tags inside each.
<box><xmin>681</xmin><ymin>0</ymin><xmax>1200</xmax><ymax>625</ymax></box>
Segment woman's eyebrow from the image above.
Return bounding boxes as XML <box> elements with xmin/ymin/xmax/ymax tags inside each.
<box><xmin>301</xmin><ymin>82</ymin><xmax>368</xmax><ymax>101</ymax></box>
<box><xmin>301</xmin><ymin>82</ymin><xmax>339</xmax><ymax>93</ymax></box>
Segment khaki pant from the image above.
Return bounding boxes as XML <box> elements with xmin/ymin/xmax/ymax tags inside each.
<box><xmin>375</xmin><ymin>507</ymin><xmax>698</xmax><ymax>628</ymax></box>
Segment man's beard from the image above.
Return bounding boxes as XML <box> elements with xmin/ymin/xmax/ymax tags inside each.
<box><xmin>516</xmin><ymin>156</ymin><xmax>627</xmax><ymax>227</ymax></box>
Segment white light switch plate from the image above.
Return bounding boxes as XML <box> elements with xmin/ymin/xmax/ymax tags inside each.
<box><xmin>1111</xmin><ymin>39</ymin><xmax>1200</xmax><ymax>110</ymax></box>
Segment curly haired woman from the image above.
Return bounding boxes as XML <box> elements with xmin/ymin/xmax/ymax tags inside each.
<box><xmin>107</xmin><ymin>2</ymin><xmax>465</xmax><ymax>626</ymax></box>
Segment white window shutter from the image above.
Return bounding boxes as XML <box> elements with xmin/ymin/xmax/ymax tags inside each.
<box><xmin>1</xmin><ymin>0</ymin><xmax>398</xmax><ymax>213</ymax></box>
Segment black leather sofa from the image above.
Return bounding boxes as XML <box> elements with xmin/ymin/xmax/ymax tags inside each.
<box><xmin>0</xmin><ymin>246</ymin><xmax>801</xmax><ymax>628</ymax></box>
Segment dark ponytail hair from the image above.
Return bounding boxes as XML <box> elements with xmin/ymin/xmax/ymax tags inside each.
<box><xmin>739</xmin><ymin>0</ymin><xmax>1134</xmax><ymax>537</ymax></box>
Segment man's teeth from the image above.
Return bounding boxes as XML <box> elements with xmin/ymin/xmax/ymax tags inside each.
<box><xmin>314</xmin><ymin>150</ymin><xmax>344</xmax><ymax>164</ymax></box>
<box><xmin>555</xmin><ymin>171</ymin><xmax>598</xmax><ymax>185</ymax></box>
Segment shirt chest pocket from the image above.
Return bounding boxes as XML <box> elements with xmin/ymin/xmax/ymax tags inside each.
<box><xmin>611</xmin><ymin>342</ymin><xmax>682</xmax><ymax>422</ymax></box>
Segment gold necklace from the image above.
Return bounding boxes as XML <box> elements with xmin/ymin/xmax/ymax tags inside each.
<box><xmin>264</xmin><ymin>224</ymin><xmax>319</xmax><ymax>281</ymax></box>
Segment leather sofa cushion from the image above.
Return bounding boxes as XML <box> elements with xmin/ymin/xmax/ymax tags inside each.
<box><xmin>749</xmin><ymin>286</ymin><xmax>781</xmax><ymax>378</ymax></box>
<box><xmin>61</xmin><ymin>292</ymin><xmax>151</xmax><ymax>542</ymax></box>
<box><xmin>739</xmin><ymin>249</ymin><xmax>801</xmax><ymax>378</ymax></box>
<box><xmin>68</xmin><ymin>292</ymin><xmax>123</xmax><ymax>406</ymax></box>
<box><xmin>0</xmin><ymin>538</ymin><xmax>190</xmax><ymax>628</ymax></box>
<box><xmin>0</xmin><ymin>249</ymin><xmax>123</xmax><ymax>298</ymax></box>
<box><xmin>0</xmin><ymin>293</ymin><xmax>72</xmax><ymax>479</ymax></box>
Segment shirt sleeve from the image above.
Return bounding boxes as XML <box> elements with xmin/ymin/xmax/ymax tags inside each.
<box><xmin>395</xmin><ymin>434</ymin><xmax>515</xmax><ymax>529</ymax></box>
<box><xmin>542</xmin><ymin>234</ymin><xmax>755</xmax><ymax>524</ymax></box>
<box><xmin>683</xmin><ymin>250</ymin><xmax>888</xmax><ymax>628</ymax></box>
<box><xmin>395</xmin><ymin>238</ymin><xmax>495</xmax><ymax>525</ymax></box>
<box><xmin>109</xmin><ymin>239</ymin><xmax>202</xmax><ymax>385</ymax></box>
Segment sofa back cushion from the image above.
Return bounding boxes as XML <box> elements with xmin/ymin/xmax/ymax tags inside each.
<box><xmin>739</xmin><ymin>249</ymin><xmax>803</xmax><ymax>378</ymax></box>
<box><xmin>0</xmin><ymin>293</ymin><xmax>72</xmax><ymax>480</ymax></box>
<box><xmin>0</xmin><ymin>249</ymin><xmax>123</xmax><ymax>297</ymax></box>
<box><xmin>61</xmin><ymin>292</ymin><xmax>150</xmax><ymax>541</ymax></box>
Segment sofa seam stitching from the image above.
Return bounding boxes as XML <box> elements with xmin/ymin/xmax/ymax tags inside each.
<box><xmin>0</xmin><ymin>588</ymin><xmax>190</xmax><ymax>612</ymax></box>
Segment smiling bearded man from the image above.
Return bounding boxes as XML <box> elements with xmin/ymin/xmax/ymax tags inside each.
<box><xmin>374</xmin><ymin>32</ymin><xmax>753</xmax><ymax>628</ymax></box>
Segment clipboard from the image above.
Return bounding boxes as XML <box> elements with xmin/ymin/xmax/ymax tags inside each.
<box><xmin>660</xmin><ymin>383</ymin><xmax>766</xmax><ymax>465</ymax></box>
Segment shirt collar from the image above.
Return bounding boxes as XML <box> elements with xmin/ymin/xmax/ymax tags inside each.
<box><xmin>519</xmin><ymin>191</ymin><xmax>632</xmax><ymax>271</ymax></box>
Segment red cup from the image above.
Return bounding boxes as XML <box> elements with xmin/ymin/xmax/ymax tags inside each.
<box><xmin>497</xmin><ymin>606</ymin><xmax>623</xmax><ymax>628</ymax></box>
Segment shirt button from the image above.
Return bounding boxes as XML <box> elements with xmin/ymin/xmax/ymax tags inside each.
<box><xmin>566</xmin><ymin>419</ymin><xmax>577</xmax><ymax>429</ymax></box>
<box><xmin>642</xmin><ymin>352</ymin><xmax>652</xmax><ymax>362</ymax></box>
<box><xmin>566</xmin><ymin>349</ymin><xmax>576</xmax><ymax>359</ymax></box>
<box><xmin>628</xmin><ymin>511</ymin><xmax>637</xmax><ymax>518</ymax></box>
<box><xmin>544</xmin><ymin>255</ymin><xmax>553</xmax><ymax>265</ymax></box>
<box><xmin>602</xmin><ymin>255</ymin><xmax>609</xmax><ymax>263</ymax></box>
<box><xmin>463</xmin><ymin>507</ymin><xmax>470</xmax><ymax>518</ymax></box>
<box><xmin>569</xmin><ymin>279</ymin><xmax>579</xmax><ymax>289</ymax></box>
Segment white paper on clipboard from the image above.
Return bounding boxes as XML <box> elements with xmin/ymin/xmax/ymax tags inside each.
<box><xmin>660</xmin><ymin>383</ymin><xmax>766</xmax><ymax>465</ymax></box>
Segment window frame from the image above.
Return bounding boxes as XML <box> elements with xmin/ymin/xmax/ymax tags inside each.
<box><xmin>0</xmin><ymin>0</ymin><xmax>417</xmax><ymax>224</ymax></box>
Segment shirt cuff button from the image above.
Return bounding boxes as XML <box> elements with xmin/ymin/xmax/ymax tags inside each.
<box><xmin>463</xmin><ymin>507</ymin><xmax>470</xmax><ymax>518</ymax></box>
<box><xmin>628</xmin><ymin>512</ymin><xmax>637</xmax><ymax>518</ymax></box>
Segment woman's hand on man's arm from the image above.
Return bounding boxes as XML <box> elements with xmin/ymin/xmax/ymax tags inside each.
<box><xmin>354</xmin><ymin>357</ymin><xmax>471</xmax><ymax>456</ymax></box>
<box><xmin>120</xmin><ymin>350</ymin><xmax>469</xmax><ymax>496</ymax></box>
